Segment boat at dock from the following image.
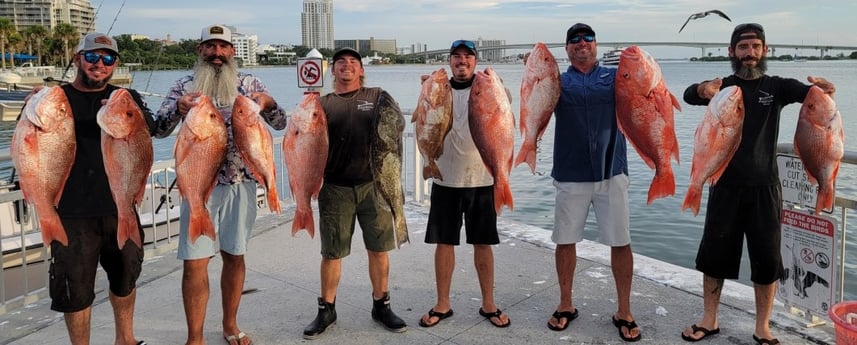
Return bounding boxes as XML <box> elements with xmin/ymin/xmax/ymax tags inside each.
<box><xmin>599</xmin><ymin>48</ymin><xmax>623</xmax><ymax>65</ymax></box>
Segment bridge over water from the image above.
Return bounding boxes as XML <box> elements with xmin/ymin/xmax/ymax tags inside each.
<box><xmin>405</xmin><ymin>42</ymin><xmax>857</xmax><ymax>59</ymax></box>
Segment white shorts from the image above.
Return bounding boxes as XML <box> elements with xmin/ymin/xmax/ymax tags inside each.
<box><xmin>552</xmin><ymin>174</ymin><xmax>631</xmax><ymax>246</ymax></box>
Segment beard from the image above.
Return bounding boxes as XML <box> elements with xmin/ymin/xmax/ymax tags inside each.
<box><xmin>78</xmin><ymin>67</ymin><xmax>112</xmax><ymax>89</ymax></box>
<box><xmin>191</xmin><ymin>55</ymin><xmax>239</xmax><ymax>107</ymax></box>
<box><xmin>730</xmin><ymin>55</ymin><xmax>767</xmax><ymax>80</ymax></box>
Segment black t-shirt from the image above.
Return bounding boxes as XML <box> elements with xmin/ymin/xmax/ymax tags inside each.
<box><xmin>320</xmin><ymin>87</ymin><xmax>387</xmax><ymax>186</ymax></box>
<box><xmin>684</xmin><ymin>75</ymin><xmax>810</xmax><ymax>186</ymax></box>
<box><xmin>56</xmin><ymin>84</ymin><xmax>155</xmax><ymax>217</ymax></box>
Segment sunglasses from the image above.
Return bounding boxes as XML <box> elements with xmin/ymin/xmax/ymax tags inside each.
<box><xmin>81</xmin><ymin>51</ymin><xmax>117</xmax><ymax>66</ymax></box>
<box><xmin>568</xmin><ymin>35</ymin><xmax>595</xmax><ymax>44</ymax></box>
<box><xmin>450</xmin><ymin>40</ymin><xmax>477</xmax><ymax>50</ymax></box>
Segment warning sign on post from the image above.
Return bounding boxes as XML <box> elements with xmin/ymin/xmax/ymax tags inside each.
<box><xmin>777</xmin><ymin>209</ymin><xmax>837</xmax><ymax>316</ymax></box>
<box><xmin>777</xmin><ymin>154</ymin><xmax>826</xmax><ymax>212</ymax></box>
<box><xmin>297</xmin><ymin>57</ymin><xmax>323</xmax><ymax>88</ymax></box>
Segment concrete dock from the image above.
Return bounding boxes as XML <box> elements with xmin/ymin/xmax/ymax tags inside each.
<box><xmin>0</xmin><ymin>202</ymin><xmax>839</xmax><ymax>344</ymax></box>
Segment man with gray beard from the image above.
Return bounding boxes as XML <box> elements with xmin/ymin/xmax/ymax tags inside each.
<box><xmin>680</xmin><ymin>23</ymin><xmax>836</xmax><ymax>344</ymax></box>
<box><xmin>154</xmin><ymin>24</ymin><xmax>288</xmax><ymax>345</ymax></box>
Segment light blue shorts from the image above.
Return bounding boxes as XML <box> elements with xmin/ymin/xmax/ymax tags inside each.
<box><xmin>552</xmin><ymin>174</ymin><xmax>631</xmax><ymax>246</ymax></box>
<box><xmin>177</xmin><ymin>181</ymin><xmax>258</xmax><ymax>260</ymax></box>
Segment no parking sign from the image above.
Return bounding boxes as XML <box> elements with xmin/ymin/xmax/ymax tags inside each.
<box><xmin>297</xmin><ymin>57</ymin><xmax>323</xmax><ymax>88</ymax></box>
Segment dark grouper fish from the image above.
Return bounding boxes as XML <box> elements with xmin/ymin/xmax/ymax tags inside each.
<box><xmin>371</xmin><ymin>92</ymin><xmax>409</xmax><ymax>248</ymax></box>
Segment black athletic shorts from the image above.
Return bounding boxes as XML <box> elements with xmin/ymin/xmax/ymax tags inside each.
<box><xmin>425</xmin><ymin>184</ymin><xmax>499</xmax><ymax>245</ymax></box>
<box><xmin>695</xmin><ymin>184</ymin><xmax>784</xmax><ymax>284</ymax></box>
<box><xmin>49</xmin><ymin>215</ymin><xmax>144</xmax><ymax>313</ymax></box>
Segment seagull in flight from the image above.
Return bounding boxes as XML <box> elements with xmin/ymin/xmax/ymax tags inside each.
<box><xmin>679</xmin><ymin>9</ymin><xmax>732</xmax><ymax>33</ymax></box>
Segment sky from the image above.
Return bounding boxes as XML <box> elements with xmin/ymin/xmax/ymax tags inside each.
<box><xmin>93</xmin><ymin>0</ymin><xmax>857</xmax><ymax>59</ymax></box>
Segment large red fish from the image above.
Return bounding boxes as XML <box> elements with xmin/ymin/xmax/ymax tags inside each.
<box><xmin>682</xmin><ymin>85</ymin><xmax>744</xmax><ymax>216</ymax></box>
<box><xmin>794</xmin><ymin>86</ymin><xmax>844</xmax><ymax>214</ymax></box>
<box><xmin>232</xmin><ymin>95</ymin><xmax>281</xmax><ymax>214</ymax></box>
<box><xmin>515</xmin><ymin>42</ymin><xmax>560</xmax><ymax>174</ymax></box>
<box><xmin>413</xmin><ymin>68</ymin><xmax>452</xmax><ymax>180</ymax></box>
<box><xmin>615</xmin><ymin>45</ymin><xmax>681</xmax><ymax>204</ymax></box>
<box><xmin>469</xmin><ymin>67</ymin><xmax>515</xmax><ymax>214</ymax></box>
<box><xmin>97</xmin><ymin>88</ymin><xmax>153</xmax><ymax>249</ymax></box>
<box><xmin>174</xmin><ymin>95</ymin><xmax>227</xmax><ymax>243</ymax></box>
<box><xmin>10</xmin><ymin>86</ymin><xmax>74</xmax><ymax>246</ymax></box>
<box><xmin>283</xmin><ymin>93</ymin><xmax>328</xmax><ymax>238</ymax></box>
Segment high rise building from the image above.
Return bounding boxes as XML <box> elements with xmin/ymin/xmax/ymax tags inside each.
<box><xmin>0</xmin><ymin>0</ymin><xmax>95</xmax><ymax>36</ymax></box>
<box><xmin>301</xmin><ymin>0</ymin><xmax>334</xmax><ymax>50</ymax></box>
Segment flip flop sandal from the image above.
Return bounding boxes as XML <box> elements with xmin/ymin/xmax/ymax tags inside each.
<box><xmin>612</xmin><ymin>316</ymin><xmax>642</xmax><ymax>342</ymax></box>
<box><xmin>418</xmin><ymin>308</ymin><xmax>454</xmax><ymax>327</ymax></box>
<box><xmin>479</xmin><ymin>308</ymin><xmax>511</xmax><ymax>328</ymax></box>
<box><xmin>224</xmin><ymin>331</ymin><xmax>253</xmax><ymax>345</ymax></box>
<box><xmin>753</xmin><ymin>334</ymin><xmax>781</xmax><ymax>344</ymax></box>
<box><xmin>547</xmin><ymin>309</ymin><xmax>579</xmax><ymax>331</ymax></box>
<box><xmin>681</xmin><ymin>324</ymin><xmax>720</xmax><ymax>342</ymax></box>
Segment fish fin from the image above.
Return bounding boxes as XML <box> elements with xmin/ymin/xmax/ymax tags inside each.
<box><xmin>513</xmin><ymin>140</ymin><xmax>537</xmax><ymax>174</ymax></box>
<box><xmin>423</xmin><ymin>162</ymin><xmax>443</xmax><ymax>181</ymax></box>
<box><xmin>395</xmin><ymin>215</ymin><xmax>410</xmax><ymax>248</ymax></box>
<box><xmin>40</xmin><ymin>211</ymin><xmax>69</xmax><ymax>247</ymax></box>
<box><xmin>189</xmin><ymin>208</ymin><xmax>216</xmax><ymax>243</ymax></box>
<box><xmin>670</xmin><ymin>92</ymin><xmax>682</xmax><ymax>112</ymax></box>
<box><xmin>291</xmin><ymin>207</ymin><xmax>315</xmax><ymax>239</ymax></box>
<box><xmin>267</xmin><ymin>188</ymin><xmax>281</xmax><ymax>214</ymax></box>
<box><xmin>647</xmin><ymin>167</ymin><xmax>676</xmax><ymax>205</ymax></box>
<box><xmin>681</xmin><ymin>186</ymin><xmax>702</xmax><ymax>216</ymax></box>
<box><xmin>117</xmin><ymin>214</ymin><xmax>142</xmax><ymax>250</ymax></box>
<box><xmin>494</xmin><ymin>179</ymin><xmax>514</xmax><ymax>215</ymax></box>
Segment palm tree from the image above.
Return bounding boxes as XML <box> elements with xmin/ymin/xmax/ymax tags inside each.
<box><xmin>23</xmin><ymin>25</ymin><xmax>49</xmax><ymax>66</ymax></box>
<box><xmin>6</xmin><ymin>32</ymin><xmax>23</xmax><ymax>69</ymax></box>
<box><xmin>53</xmin><ymin>23</ymin><xmax>78</xmax><ymax>67</ymax></box>
<box><xmin>0</xmin><ymin>18</ymin><xmax>15</xmax><ymax>69</ymax></box>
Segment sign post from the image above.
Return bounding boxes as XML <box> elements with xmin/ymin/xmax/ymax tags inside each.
<box><xmin>297</xmin><ymin>48</ymin><xmax>324</xmax><ymax>94</ymax></box>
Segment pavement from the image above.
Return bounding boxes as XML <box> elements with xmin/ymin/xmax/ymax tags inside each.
<box><xmin>0</xmin><ymin>202</ymin><xmax>839</xmax><ymax>345</ymax></box>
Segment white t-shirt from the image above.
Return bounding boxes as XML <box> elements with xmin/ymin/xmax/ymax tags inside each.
<box><xmin>434</xmin><ymin>87</ymin><xmax>493</xmax><ymax>188</ymax></box>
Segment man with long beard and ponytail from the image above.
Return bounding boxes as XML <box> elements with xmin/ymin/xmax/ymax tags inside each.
<box><xmin>680</xmin><ymin>23</ymin><xmax>836</xmax><ymax>344</ymax></box>
<box><xmin>154</xmin><ymin>24</ymin><xmax>287</xmax><ymax>345</ymax></box>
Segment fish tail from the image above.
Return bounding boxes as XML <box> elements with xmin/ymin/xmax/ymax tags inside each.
<box><xmin>815</xmin><ymin>185</ymin><xmax>834</xmax><ymax>215</ymax></box>
<box><xmin>647</xmin><ymin>168</ymin><xmax>676</xmax><ymax>205</ymax></box>
<box><xmin>39</xmin><ymin>211</ymin><xmax>69</xmax><ymax>247</ymax></box>
<box><xmin>395</xmin><ymin>214</ymin><xmax>410</xmax><ymax>248</ymax></box>
<box><xmin>681</xmin><ymin>186</ymin><xmax>702</xmax><ymax>216</ymax></box>
<box><xmin>513</xmin><ymin>141</ymin><xmax>537</xmax><ymax>174</ymax></box>
<box><xmin>267</xmin><ymin>188</ymin><xmax>282</xmax><ymax>214</ymax></box>
<box><xmin>189</xmin><ymin>209</ymin><xmax>216</xmax><ymax>243</ymax></box>
<box><xmin>117</xmin><ymin>213</ymin><xmax>143</xmax><ymax>250</ymax></box>
<box><xmin>422</xmin><ymin>161</ymin><xmax>443</xmax><ymax>181</ymax></box>
<box><xmin>494</xmin><ymin>180</ymin><xmax>514</xmax><ymax>215</ymax></box>
<box><xmin>291</xmin><ymin>206</ymin><xmax>315</xmax><ymax>239</ymax></box>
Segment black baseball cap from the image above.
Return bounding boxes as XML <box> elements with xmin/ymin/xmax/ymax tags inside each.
<box><xmin>566</xmin><ymin>23</ymin><xmax>595</xmax><ymax>42</ymax></box>
<box><xmin>332</xmin><ymin>47</ymin><xmax>362</xmax><ymax>65</ymax></box>
<box><xmin>731</xmin><ymin>23</ymin><xmax>765</xmax><ymax>47</ymax></box>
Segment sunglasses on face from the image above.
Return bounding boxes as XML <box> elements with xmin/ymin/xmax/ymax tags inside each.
<box><xmin>81</xmin><ymin>51</ymin><xmax>117</xmax><ymax>66</ymax></box>
<box><xmin>568</xmin><ymin>35</ymin><xmax>595</xmax><ymax>44</ymax></box>
<box><xmin>450</xmin><ymin>39</ymin><xmax>477</xmax><ymax>50</ymax></box>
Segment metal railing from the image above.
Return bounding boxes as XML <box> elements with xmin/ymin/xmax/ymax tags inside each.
<box><xmin>0</xmin><ymin>135</ymin><xmax>852</xmax><ymax>313</ymax></box>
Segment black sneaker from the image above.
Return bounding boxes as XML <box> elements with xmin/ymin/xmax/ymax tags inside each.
<box><xmin>371</xmin><ymin>292</ymin><xmax>407</xmax><ymax>332</ymax></box>
<box><xmin>303</xmin><ymin>297</ymin><xmax>337</xmax><ymax>339</ymax></box>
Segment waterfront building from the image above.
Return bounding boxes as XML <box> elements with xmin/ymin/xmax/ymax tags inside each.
<box><xmin>334</xmin><ymin>37</ymin><xmax>397</xmax><ymax>55</ymax></box>
<box><xmin>232</xmin><ymin>31</ymin><xmax>259</xmax><ymax>66</ymax></box>
<box><xmin>301</xmin><ymin>0</ymin><xmax>334</xmax><ymax>50</ymax></box>
<box><xmin>0</xmin><ymin>0</ymin><xmax>95</xmax><ymax>36</ymax></box>
<box><xmin>476</xmin><ymin>38</ymin><xmax>506</xmax><ymax>62</ymax></box>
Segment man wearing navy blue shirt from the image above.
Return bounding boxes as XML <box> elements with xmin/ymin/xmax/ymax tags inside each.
<box><xmin>546</xmin><ymin>23</ymin><xmax>641</xmax><ymax>342</ymax></box>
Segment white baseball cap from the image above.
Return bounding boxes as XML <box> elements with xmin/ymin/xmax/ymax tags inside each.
<box><xmin>200</xmin><ymin>24</ymin><xmax>232</xmax><ymax>45</ymax></box>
